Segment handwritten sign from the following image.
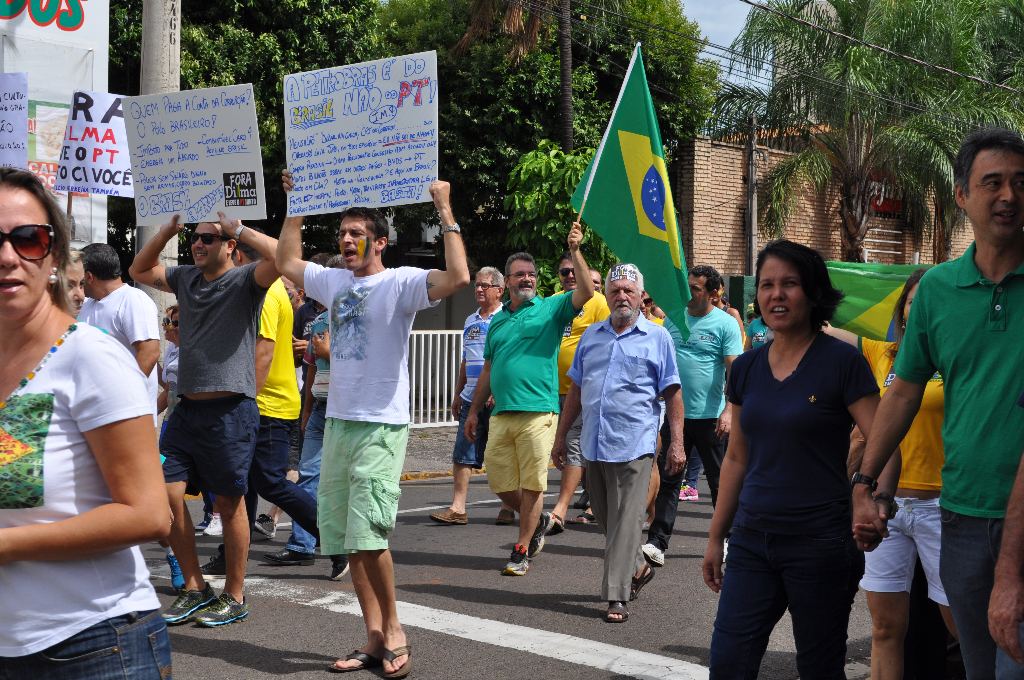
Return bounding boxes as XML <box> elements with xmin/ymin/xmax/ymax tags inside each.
<box><xmin>123</xmin><ymin>84</ymin><xmax>265</xmax><ymax>226</ymax></box>
<box><xmin>0</xmin><ymin>73</ymin><xmax>28</xmax><ymax>170</ymax></box>
<box><xmin>54</xmin><ymin>91</ymin><xmax>133</xmax><ymax>197</ymax></box>
<box><xmin>284</xmin><ymin>51</ymin><xmax>438</xmax><ymax>216</ymax></box>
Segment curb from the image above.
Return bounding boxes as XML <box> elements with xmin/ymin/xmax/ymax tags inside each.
<box><xmin>399</xmin><ymin>461</ymin><xmax>556</xmax><ymax>482</ymax></box>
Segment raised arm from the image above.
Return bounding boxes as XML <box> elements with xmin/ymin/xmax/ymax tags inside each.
<box><xmin>276</xmin><ymin>169</ymin><xmax>309</xmax><ymax>286</ymax></box>
<box><xmin>128</xmin><ymin>215</ymin><xmax>182</xmax><ymax>292</ymax></box>
<box><xmin>425</xmin><ymin>181</ymin><xmax>470</xmax><ymax>301</ymax></box>
<box><xmin>567</xmin><ymin>222</ymin><xmax>595</xmax><ymax>311</ymax></box>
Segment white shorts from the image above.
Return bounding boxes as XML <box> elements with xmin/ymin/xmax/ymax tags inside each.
<box><xmin>860</xmin><ymin>496</ymin><xmax>947</xmax><ymax>606</ymax></box>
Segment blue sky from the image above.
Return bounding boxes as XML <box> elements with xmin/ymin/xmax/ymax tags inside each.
<box><xmin>683</xmin><ymin>0</ymin><xmax>750</xmax><ymax>50</ymax></box>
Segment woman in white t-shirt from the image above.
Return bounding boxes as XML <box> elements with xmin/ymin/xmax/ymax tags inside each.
<box><xmin>0</xmin><ymin>168</ymin><xmax>173</xmax><ymax>677</ymax></box>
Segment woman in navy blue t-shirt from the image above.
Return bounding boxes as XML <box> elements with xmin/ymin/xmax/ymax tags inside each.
<box><xmin>702</xmin><ymin>240</ymin><xmax>881</xmax><ymax>679</ymax></box>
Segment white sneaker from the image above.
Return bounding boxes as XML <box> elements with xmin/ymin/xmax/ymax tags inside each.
<box><xmin>203</xmin><ymin>513</ymin><xmax>223</xmax><ymax>536</ymax></box>
<box><xmin>642</xmin><ymin>542</ymin><xmax>665</xmax><ymax>567</ymax></box>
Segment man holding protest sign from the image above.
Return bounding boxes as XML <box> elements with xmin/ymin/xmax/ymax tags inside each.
<box><xmin>277</xmin><ymin>169</ymin><xmax>469</xmax><ymax>676</ymax></box>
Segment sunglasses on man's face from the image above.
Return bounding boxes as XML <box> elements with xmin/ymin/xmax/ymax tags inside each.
<box><xmin>162</xmin><ymin>318</ymin><xmax>179</xmax><ymax>327</ymax></box>
<box><xmin>642</xmin><ymin>298</ymin><xmax>653</xmax><ymax>306</ymax></box>
<box><xmin>559</xmin><ymin>268</ymin><xmax>575</xmax><ymax>278</ymax></box>
<box><xmin>0</xmin><ymin>224</ymin><xmax>53</xmax><ymax>261</ymax></box>
<box><xmin>474</xmin><ymin>283</ymin><xmax>499</xmax><ymax>289</ymax></box>
<box><xmin>190</xmin><ymin>232</ymin><xmax>227</xmax><ymax>245</ymax></box>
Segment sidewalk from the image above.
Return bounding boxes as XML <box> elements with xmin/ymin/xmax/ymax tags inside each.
<box><xmin>401</xmin><ymin>426</ymin><xmax>463</xmax><ymax>480</ymax></box>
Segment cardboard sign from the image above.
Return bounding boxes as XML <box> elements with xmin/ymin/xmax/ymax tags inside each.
<box><xmin>54</xmin><ymin>91</ymin><xmax>133</xmax><ymax>197</ymax></box>
<box><xmin>0</xmin><ymin>73</ymin><xmax>28</xmax><ymax>170</ymax></box>
<box><xmin>123</xmin><ymin>84</ymin><xmax>265</xmax><ymax>225</ymax></box>
<box><xmin>284</xmin><ymin>51</ymin><xmax>438</xmax><ymax>216</ymax></box>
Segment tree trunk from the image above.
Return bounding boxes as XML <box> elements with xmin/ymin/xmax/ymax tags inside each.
<box><xmin>839</xmin><ymin>179</ymin><xmax>871</xmax><ymax>262</ymax></box>
<box><xmin>558</xmin><ymin>0</ymin><xmax>573</xmax><ymax>152</ymax></box>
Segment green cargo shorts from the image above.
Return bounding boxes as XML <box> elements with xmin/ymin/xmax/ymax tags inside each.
<box><xmin>319</xmin><ymin>418</ymin><xmax>409</xmax><ymax>554</ymax></box>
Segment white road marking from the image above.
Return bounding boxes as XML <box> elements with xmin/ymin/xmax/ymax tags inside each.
<box><xmin>396</xmin><ymin>491</ymin><xmax>560</xmax><ymax>515</ymax></box>
<box><xmin>150</xmin><ymin>569</ymin><xmax>708</xmax><ymax>679</ymax></box>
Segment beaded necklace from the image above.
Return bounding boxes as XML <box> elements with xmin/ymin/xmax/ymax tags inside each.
<box><xmin>0</xmin><ymin>324</ymin><xmax>77</xmax><ymax>410</ymax></box>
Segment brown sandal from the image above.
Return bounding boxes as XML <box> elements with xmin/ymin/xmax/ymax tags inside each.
<box><xmin>495</xmin><ymin>508</ymin><xmax>516</xmax><ymax>525</ymax></box>
<box><xmin>605</xmin><ymin>601</ymin><xmax>629</xmax><ymax>622</ymax></box>
<box><xmin>382</xmin><ymin>645</ymin><xmax>412</xmax><ymax>678</ymax></box>
<box><xmin>630</xmin><ymin>563</ymin><xmax>655</xmax><ymax>601</ymax></box>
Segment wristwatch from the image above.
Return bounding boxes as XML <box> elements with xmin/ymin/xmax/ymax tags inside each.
<box><xmin>234</xmin><ymin>223</ymin><xmax>246</xmax><ymax>240</ymax></box>
<box><xmin>873</xmin><ymin>493</ymin><xmax>898</xmax><ymax>520</ymax></box>
<box><xmin>442</xmin><ymin>223</ymin><xmax>461</xmax><ymax>234</ymax></box>
<box><xmin>850</xmin><ymin>472</ymin><xmax>878</xmax><ymax>492</ymax></box>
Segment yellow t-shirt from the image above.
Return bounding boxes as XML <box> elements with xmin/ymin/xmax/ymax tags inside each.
<box><xmin>649</xmin><ymin>316</ymin><xmax>664</xmax><ymax>325</ymax></box>
<box><xmin>256</xmin><ymin>279</ymin><xmax>302</xmax><ymax>419</ymax></box>
<box><xmin>861</xmin><ymin>337</ymin><xmax>944</xmax><ymax>491</ymax></box>
<box><xmin>554</xmin><ymin>291</ymin><xmax>611</xmax><ymax>394</ymax></box>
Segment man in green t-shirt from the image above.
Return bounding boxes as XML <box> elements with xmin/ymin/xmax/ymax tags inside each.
<box><xmin>464</xmin><ymin>223</ymin><xmax>595</xmax><ymax>577</ymax></box>
<box><xmin>857</xmin><ymin>127</ymin><xmax>1024</xmax><ymax>679</ymax></box>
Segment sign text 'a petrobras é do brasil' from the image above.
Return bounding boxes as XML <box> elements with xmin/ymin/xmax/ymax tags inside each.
<box><xmin>284</xmin><ymin>51</ymin><xmax>438</xmax><ymax>216</ymax></box>
<box><xmin>123</xmin><ymin>84</ymin><xmax>266</xmax><ymax>226</ymax></box>
<box><xmin>55</xmin><ymin>91</ymin><xmax>133</xmax><ymax>197</ymax></box>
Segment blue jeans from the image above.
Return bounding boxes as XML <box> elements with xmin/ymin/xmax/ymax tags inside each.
<box><xmin>287</xmin><ymin>401</ymin><xmax>326</xmax><ymax>555</ymax></box>
<box><xmin>244</xmin><ymin>415</ymin><xmax>319</xmax><ymax>539</ymax></box>
<box><xmin>0</xmin><ymin>609</ymin><xmax>172</xmax><ymax>679</ymax></box>
<box><xmin>709</xmin><ymin>526</ymin><xmax>863</xmax><ymax>680</ymax></box>
<box><xmin>684</xmin><ymin>445</ymin><xmax>702</xmax><ymax>489</ymax></box>
<box><xmin>940</xmin><ymin>509</ymin><xmax>1024</xmax><ymax>680</ymax></box>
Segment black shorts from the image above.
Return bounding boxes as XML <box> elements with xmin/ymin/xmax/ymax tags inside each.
<box><xmin>161</xmin><ymin>395</ymin><xmax>259</xmax><ymax>496</ymax></box>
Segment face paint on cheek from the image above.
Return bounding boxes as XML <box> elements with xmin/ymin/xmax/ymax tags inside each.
<box><xmin>357</xmin><ymin>237</ymin><xmax>370</xmax><ymax>259</ymax></box>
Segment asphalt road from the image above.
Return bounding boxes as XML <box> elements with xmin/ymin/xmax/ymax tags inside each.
<box><xmin>145</xmin><ymin>470</ymin><xmax>874</xmax><ymax>680</ymax></box>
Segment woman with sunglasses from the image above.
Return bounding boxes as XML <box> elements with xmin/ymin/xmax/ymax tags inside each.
<box><xmin>0</xmin><ymin>168</ymin><xmax>172</xmax><ymax>677</ymax></box>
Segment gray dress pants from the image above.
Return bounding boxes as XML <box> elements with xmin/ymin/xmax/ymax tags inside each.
<box><xmin>586</xmin><ymin>454</ymin><xmax>655</xmax><ymax>601</ymax></box>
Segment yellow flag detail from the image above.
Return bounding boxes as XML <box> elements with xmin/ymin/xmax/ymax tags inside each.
<box><xmin>845</xmin><ymin>285</ymin><xmax>904</xmax><ymax>338</ymax></box>
<box><xmin>618</xmin><ymin>130</ymin><xmax>682</xmax><ymax>269</ymax></box>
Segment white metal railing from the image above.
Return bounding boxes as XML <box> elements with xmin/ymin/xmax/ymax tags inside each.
<box><xmin>409</xmin><ymin>330</ymin><xmax>463</xmax><ymax>428</ymax></box>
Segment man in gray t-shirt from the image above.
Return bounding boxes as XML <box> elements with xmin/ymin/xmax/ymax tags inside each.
<box><xmin>130</xmin><ymin>211</ymin><xmax>279</xmax><ymax>628</ymax></box>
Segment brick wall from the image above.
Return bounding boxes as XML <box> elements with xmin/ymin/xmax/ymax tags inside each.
<box><xmin>674</xmin><ymin>135</ymin><xmax>971</xmax><ymax>275</ymax></box>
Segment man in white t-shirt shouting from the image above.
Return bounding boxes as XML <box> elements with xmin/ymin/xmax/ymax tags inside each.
<box><xmin>79</xmin><ymin>243</ymin><xmax>161</xmax><ymax>412</ymax></box>
<box><xmin>277</xmin><ymin>170</ymin><xmax>469</xmax><ymax>677</ymax></box>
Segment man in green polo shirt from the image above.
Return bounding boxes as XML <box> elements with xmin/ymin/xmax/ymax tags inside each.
<box><xmin>465</xmin><ymin>222</ymin><xmax>595</xmax><ymax>576</ymax></box>
<box><xmin>856</xmin><ymin>127</ymin><xmax>1024</xmax><ymax>679</ymax></box>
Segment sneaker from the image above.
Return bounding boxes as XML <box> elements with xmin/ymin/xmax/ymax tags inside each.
<box><xmin>200</xmin><ymin>552</ymin><xmax>226</xmax><ymax>576</ymax></box>
<box><xmin>330</xmin><ymin>555</ymin><xmax>350</xmax><ymax>581</ymax></box>
<box><xmin>253</xmin><ymin>513</ymin><xmax>277</xmax><ymax>538</ymax></box>
<box><xmin>162</xmin><ymin>584</ymin><xmax>216</xmax><ymax>624</ymax></box>
<box><xmin>166</xmin><ymin>553</ymin><xmax>185</xmax><ymax>591</ymax></box>
<box><xmin>528</xmin><ymin>511</ymin><xmax>552</xmax><ymax>558</ymax></box>
<box><xmin>195</xmin><ymin>593</ymin><xmax>249</xmax><ymax>627</ymax></box>
<box><xmin>503</xmin><ymin>544</ymin><xmax>529</xmax><ymax>576</ymax></box>
<box><xmin>680</xmin><ymin>486</ymin><xmax>699</xmax><ymax>502</ymax></box>
<box><xmin>573</xmin><ymin>489</ymin><xmax>590</xmax><ymax>510</ymax></box>
<box><xmin>203</xmin><ymin>513</ymin><xmax>222</xmax><ymax>536</ymax></box>
<box><xmin>642</xmin><ymin>542</ymin><xmax>665</xmax><ymax>567</ymax></box>
<box><xmin>195</xmin><ymin>512</ymin><xmax>214</xmax><ymax>533</ymax></box>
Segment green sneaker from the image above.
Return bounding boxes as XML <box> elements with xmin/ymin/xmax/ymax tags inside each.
<box><xmin>162</xmin><ymin>585</ymin><xmax>216</xmax><ymax>625</ymax></box>
<box><xmin>195</xmin><ymin>593</ymin><xmax>249</xmax><ymax>627</ymax></box>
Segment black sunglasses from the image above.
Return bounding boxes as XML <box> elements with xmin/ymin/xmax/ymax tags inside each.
<box><xmin>559</xmin><ymin>267</ymin><xmax>574</xmax><ymax>277</ymax></box>
<box><xmin>642</xmin><ymin>298</ymin><xmax>653</xmax><ymax>305</ymax></box>
<box><xmin>162</xmin><ymin>317</ymin><xmax>179</xmax><ymax>327</ymax></box>
<box><xmin>190</xmin><ymin>232</ymin><xmax>228</xmax><ymax>245</ymax></box>
<box><xmin>0</xmin><ymin>224</ymin><xmax>53</xmax><ymax>261</ymax></box>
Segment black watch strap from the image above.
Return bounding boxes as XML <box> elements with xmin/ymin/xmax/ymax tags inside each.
<box><xmin>851</xmin><ymin>472</ymin><xmax>878</xmax><ymax>492</ymax></box>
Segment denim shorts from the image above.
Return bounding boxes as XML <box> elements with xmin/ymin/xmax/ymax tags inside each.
<box><xmin>0</xmin><ymin>609</ymin><xmax>172</xmax><ymax>680</ymax></box>
<box><xmin>452</xmin><ymin>402</ymin><xmax>491</xmax><ymax>468</ymax></box>
<box><xmin>161</xmin><ymin>394</ymin><xmax>260</xmax><ymax>496</ymax></box>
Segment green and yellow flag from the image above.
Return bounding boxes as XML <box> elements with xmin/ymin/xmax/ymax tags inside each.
<box><xmin>828</xmin><ymin>261</ymin><xmax>928</xmax><ymax>341</ymax></box>
<box><xmin>571</xmin><ymin>44</ymin><xmax>691</xmax><ymax>332</ymax></box>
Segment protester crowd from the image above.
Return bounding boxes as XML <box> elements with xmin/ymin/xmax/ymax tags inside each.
<box><xmin>2</xmin><ymin>127</ymin><xmax>1024</xmax><ymax>679</ymax></box>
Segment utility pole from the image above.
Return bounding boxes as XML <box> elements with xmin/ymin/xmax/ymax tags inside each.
<box><xmin>745</xmin><ymin>113</ymin><xmax>758</xmax><ymax>276</ymax></box>
<box><xmin>137</xmin><ymin>0</ymin><xmax>180</xmax><ymax>317</ymax></box>
<box><xmin>558</xmin><ymin>0</ymin><xmax>573</xmax><ymax>153</ymax></box>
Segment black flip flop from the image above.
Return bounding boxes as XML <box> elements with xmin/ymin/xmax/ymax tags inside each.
<box><xmin>383</xmin><ymin>645</ymin><xmax>412</xmax><ymax>678</ymax></box>
<box><xmin>605</xmin><ymin>601</ymin><xmax>629</xmax><ymax>622</ymax></box>
<box><xmin>630</xmin><ymin>563</ymin><xmax>655</xmax><ymax>601</ymax></box>
<box><xmin>569</xmin><ymin>511</ymin><xmax>597</xmax><ymax>524</ymax></box>
<box><xmin>327</xmin><ymin>651</ymin><xmax>383</xmax><ymax>673</ymax></box>
<box><xmin>548</xmin><ymin>513</ymin><xmax>565</xmax><ymax>535</ymax></box>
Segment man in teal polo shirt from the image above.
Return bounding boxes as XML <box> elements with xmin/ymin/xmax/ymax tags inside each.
<box><xmin>465</xmin><ymin>222</ymin><xmax>595</xmax><ymax>576</ymax></box>
<box><xmin>856</xmin><ymin>127</ymin><xmax>1024</xmax><ymax>679</ymax></box>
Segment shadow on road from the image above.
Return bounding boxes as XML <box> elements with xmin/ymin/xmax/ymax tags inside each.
<box><xmin>397</xmin><ymin>582</ymin><xmax>605</xmax><ymax>619</ymax></box>
<box><xmin>167</xmin><ymin>632</ymin><xmax>338</xmax><ymax>674</ymax></box>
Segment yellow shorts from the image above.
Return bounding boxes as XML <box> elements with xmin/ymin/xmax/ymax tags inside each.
<box><xmin>484</xmin><ymin>411</ymin><xmax>556</xmax><ymax>493</ymax></box>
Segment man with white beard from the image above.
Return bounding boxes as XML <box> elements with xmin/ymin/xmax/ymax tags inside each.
<box><xmin>464</xmin><ymin>223</ymin><xmax>595</xmax><ymax>576</ymax></box>
<box><xmin>553</xmin><ymin>264</ymin><xmax>683</xmax><ymax>622</ymax></box>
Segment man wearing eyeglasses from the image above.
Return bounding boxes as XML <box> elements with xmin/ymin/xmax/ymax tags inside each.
<box><xmin>464</xmin><ymin>223</ymin><xmax>595</xmax><ymax>577</ymax></box>
<box><xmin>130</xmin><ymin>212</ymin><xmax>280</xmax><ymax>628</ymax></box>
<box><xmin>431</xmin><ymin>266</ymin><xmax>506</xmax><ymax>526</ymax></box>
<box><xmin>547</xmin><ymin>252</ymin><xmax>610</xmax><ymax>535</ymax></box>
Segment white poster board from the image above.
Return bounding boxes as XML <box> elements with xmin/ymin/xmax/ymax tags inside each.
<box><xmin>123</xmin><ymin>84</ymin><xmax>266</xmax><ymax>225</ymax></box>
<box><xmin>284</xmin><ymin>50</ymin><xmax>438</xmax><ymax>216</ymax></box>
<box><xmin>0</xmin><ymin>71</ymin><xmax>26</xmax><ymax>169</ymax></box>
<box><xmin>54</xmin><ymin>90</ymin><xmax>132</xmax><ymax>197</ymax></box>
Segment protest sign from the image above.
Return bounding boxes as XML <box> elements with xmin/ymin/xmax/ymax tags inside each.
<box><xmin>284</xmin><ymin>50</ymin><xmax>438</xmax><ymax>216</ymax></box>
<box><xmin>123</xmin><ymin>84</ymin><xmax>265</xmax><ymax>226</ymax></box>
<box><xmin>0</xmin><ymin>73</ymin><xmax>28</xmax><ymax>170</ymax></box>
<box><xmin>54</xmin><ymin>91</ymin><xmax>133</xmax><ymax>198</ymax></box>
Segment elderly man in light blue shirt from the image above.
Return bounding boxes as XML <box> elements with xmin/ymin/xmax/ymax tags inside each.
<box><xmin>552</xmin><ymin>263</ymin><xmax>684</xmax><ymax>623</ymax></box>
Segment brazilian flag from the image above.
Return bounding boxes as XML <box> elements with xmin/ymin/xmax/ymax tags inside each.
<box><xmin>828</xmin><ymin>261</ymin><xmax>929</xmax><ymax>341</ymax></box>
<box><xmin>571</xmin><ymin>44</ymin><xmax>690</xmax><ymax>333</ymax></box>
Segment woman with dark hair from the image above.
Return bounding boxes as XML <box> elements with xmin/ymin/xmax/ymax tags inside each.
<box><xmin>702</xmin><ymin>239</ymin><xmax>881</xmax><ymax>679</ymax></box>
<box><xmin>824</xmin><ymin>267</ymin><xmax>957</xmax><ymax>679</ymax></box>
<box><xmin>0</xmin><ymin>169</ymin><xmax>172</xmax><ymax>677</ymax></box>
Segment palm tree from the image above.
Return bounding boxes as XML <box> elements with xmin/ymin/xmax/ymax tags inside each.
<box><xmin>710</xmin><ymin>0</ymin><xmax>1020</xmax><ymax>262</ymax></box>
